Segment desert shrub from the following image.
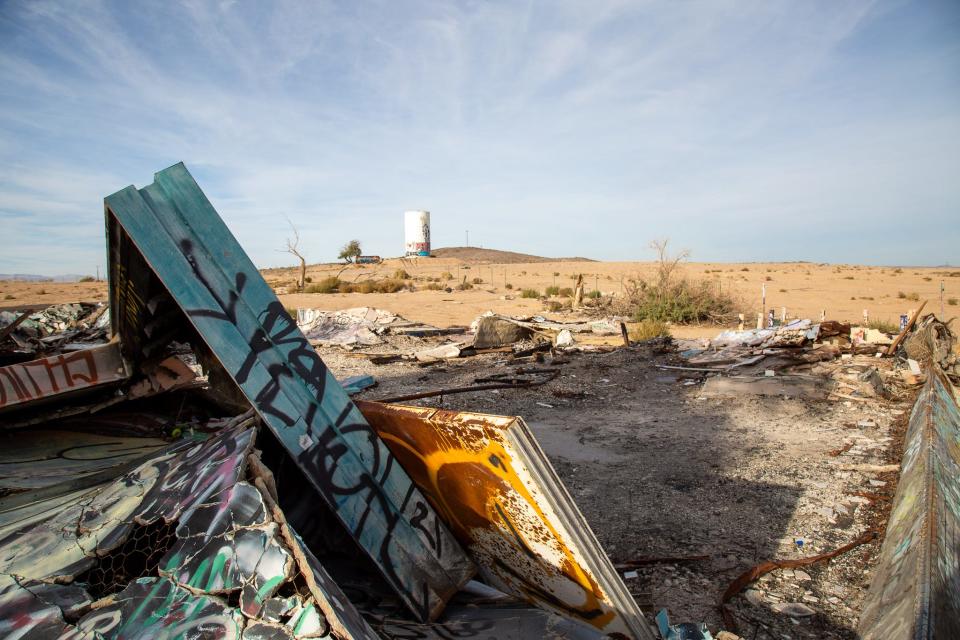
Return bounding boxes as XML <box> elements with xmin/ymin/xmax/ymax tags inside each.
<box><xmin>37</xmin><ymin>289</ymin><xmax>47</xmax><ymax>295</ymax></box>
<box><xmin>426</xmin><ymin>283</ymin><xmax>443</xmax><ymax>291</ymax></box>
<box><xmin>304</xmin><ymin>276</ymin><xmax>313</xmax><ymax>283</ymax></box>
<box><xmin>520</xmin><ymin>271</ymin><xmax>527</xmax><ymax>275</ymax></box>
<box><xmin>305</xmin><ymin>276</ymin><xmax>341</xmax><ymax>293</ymax></box>
<box><xmin>471</xmin><ymin>277</ymin><xmax>483</xmax><ymax>285</ymax></box>
<box><xmin>440</xmin><ymin>272</ymin><xmax>453</xmax><ymax>280</ymax></box>
<box><xmin>545</xmin><ymin>285</ymin><xmax>560</xmax><ymax>296</ymax></box>
<box><xmin>947</xmin><ymin>297</ymin><xmax>957</xmax><ymax>306</ymax></box>
<box><xmin>520</xmin><ymin>288</ymin><xmax>539</xmax><ymax>299</ymax></box>
<box><xmin>923</xmin><ymin>276</ymin><xmax>932</xmax><ymax>281</ymax></box>
<box><xmin>586</xmin><ymin>290</ymin><xmax>601</xmax><ymax>299</ymax></box>
<box><xmin>393</xmin><ymin>269</ymin><xmax>410</xmax><ymax>280</ymax></box>
<box><xmin>553</xmin><ymin>271</ymin><xmax>560</xmax><ymax>277</ymax></box>
<box><xmin>456</xmin><ymin>282</ymin><xmax>473</xmax><ymax>291</ymax></box>
<box><xmin>868</xmin><ymin>319</ymin><xmax>899</xmax><ymax>334</ymax></box>
<box><xmin>893</xmin><ymin>267</ymin><xmax>903</xmax><ymax>274</ymax></box>
<box><xmin>740</xmin><ymin>267</ymin><xmax>749</xmax><ymax>272</ymax></box>
<box><xmin>558</xmin><ymin>287</ymin><xmax>573</xmax><ymax>297</ymax></box>
<box><xmin>505</xmin><ymin>283</ymin><xmax>513</xmax><ymax>290</ymax></box>
<box><xmin>3</xmin><ymin>294</ymin><xmax>14</xmax><ymax>300</ymax></box>
<box><xmin>765</xmin><ymin>276</ymin><xmax>772</xmax><ymax>281</ymax></box>
<box><xmin>897</xmin><ymin>291</ymin><xmax>920</xmax><ymax>301</ymax></box>
<box><xmin>779</xmin><ymin>288</ymin><xmax>787</xmax><ymax>293</ymax></box>
<box><xmin>377</xmin><ymin>279</ymin><xmax>406</xmax><ymax>293</ymax></box>
<box><xmin>844</xmin><ymin>276</ymin><xmax>854</xmax><ymax>280</ymax></box>
<box><xmin>629</xmin><ymin>319</ymin><xmax>671</xmax><ymax>341</ymax></box>
<box><xmin>79</xmin><ymin>276</ymin><xmax>96</xmax><ymax>282</ymax></box>
<box><xmin>620</xmin><ymin>240</ymin><xmax>741</xmax><ymax>324</ymax></box>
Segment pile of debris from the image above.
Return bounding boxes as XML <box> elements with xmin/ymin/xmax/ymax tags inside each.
<box><xmin>0</xmin><ymin>163</ymin><xmax>656</xmax><ymax>640</ymax></box>
<box><xmin>0</xmin><ymin>302</ymin><xmax>108</xmax><ymax>359</ymax></box>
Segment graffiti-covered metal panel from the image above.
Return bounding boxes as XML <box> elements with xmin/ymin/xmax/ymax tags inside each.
<box><xmin>358</xmin><ymin>401</ymin><xmax>655</xmax><ymax>639</ymax></box>
<box><xmin>0</xmin><ymin>341</ymin><xmax>128</xmax><ymax>412</ymax></box>
<box><xmin>858</xmin><ymin>367</ymin><xmax>960</xmax><ymax>639</ymax></box>
<box><xmin>104</xmin><ymin>163</ymin><xmax>474</xmax><ymax>621</ymax></box>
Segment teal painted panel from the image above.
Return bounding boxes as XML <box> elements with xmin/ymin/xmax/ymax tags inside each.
<box><xmin>858</xmin><ymin>366</ymin><xmax>960</xmax><ymax>639</ymax></box>
<box><xmin>104</xmin><ymin>163</ymin><xmax>474</xmax><ymax>622</ymax></box>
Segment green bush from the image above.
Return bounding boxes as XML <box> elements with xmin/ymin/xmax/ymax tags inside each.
<box><xmin>545</xmin><ymin>285</ymin><xmax>560</xmax><ymax>296</ymax></box>
<box><xmin>520</xmin><ymin>288</ymin><xmax>539</xmax><ymax>299</ymax></box>
<box><xmin>586</xmin><ymin>290</ymin><xmax>601</xmax><ymax>299</ymax></box>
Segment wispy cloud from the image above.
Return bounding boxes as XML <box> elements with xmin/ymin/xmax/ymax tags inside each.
<box><xmin>1</xmin><ymin>0</ymin><xmax>958</xmax><ymax>274</ymax></box>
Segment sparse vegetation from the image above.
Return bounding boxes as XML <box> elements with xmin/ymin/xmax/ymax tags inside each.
<box><xmin>440</xmin><ymin>271</ymin><xmax>453</xmax><ymax>280</ymax></box>
<box><xmin>456</xmin><ymin>281</ymin><xmax>474</xmax><ymax>291</ymax></box>
<box><xmin>520</xmin><ymin>288</ymin><xmax>539</xmax><ymax>299</ymax></box>
<box><xmin>545</xmin><ymin>285</ymin><xmax>560</xmax><ymax>296</ymax></box>
<box><xmin>897</xmin><ymin>291</ymin><xmax>920</xmax><ymax>301</ymax></box>
<box><xmin>426</xmin><ymin>283</ymin><xmax>443</xmax><ymax>291</ymax></box>
<box><xmin>471</xmin><ymin>277</ymin><xmax>483</xmax><ymax>284</ymax></box>
<box><xmin>558</xmin><ymin>287</ymin><xmax>573</xmax><ymax>297</ymax></box>
<box><xmin>867</xmin><ymin>319</ymin><xmax>899</xmax><ymax>334</ymax></box>
<box><xmin>844</xmin><ymin>276</ymin><xmax>854</xmax><ymax>280</ymax></box>
<box><xmin>393</xmin><ymin>269</ymin><xmax>410</xmax><ymax>280</ymax></box>
<box><xmin>948</xmin><ymin>298</ymin><xmax>958</xmax><ymax>306</ymax></box>
<box><xmin>79</xmin><ymin>276</ymin><xmax>96</xmax><ymax>282</ymax></box>
<box><xmin>3</xmin><ymin>294</ymin><xmax>14</xmax><ymax>300</ymax></box>
<box><xmin>629</xmin><ymin>319</ymin><xmax>671</xmax><ymax>341</ymax></box>
<box><xmin>544</xmin><ymin>299</ymin><xmax>571</xmax><ymax>312</ymax></box>
<box><xmin>504</xmin><ymin>283</ymin><xmax>513</xmax><ymax>290</ymax></box>
<box><xmin>37</xmin><ymin>289</ymin><xmax>47</xmax><ymax>295</ymax></box>
<box><xmin>765</xmin><ymin>276</ymin><xmax>772</xmax><ymax>281</ymax></box>
<box><xmin>620</xmin><ymin>240</ymin><xmax>741</xmax><ymax>324</ymax></box>
<box><xmin>305</xmin><ymin>277</ymin><xmax>341</xmax><ymax>293</ymax></box>
<box><xmin>586</xmin><ymin>289</ymin><xmax>602</xmax><ymax>299</ymax></box>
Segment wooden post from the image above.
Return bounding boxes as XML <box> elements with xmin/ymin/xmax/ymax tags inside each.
<box><xmin>620</xmin><ymin>322</ymin><xmax>630</xmax><ymax>347</ymax></box>
<box><xmin>738</xmin><ymin>313</ymin><xmax>745</xmax><ymax>331</ymax></box>
<box><xmin>757</xmin><ymin>313</ymin><xmax>763</xmax><ymax>330</ymax></box>
<box><xmin>886</xmin><ymin>300</ymin><xmax>927</xmax><ymax>356</ymax></box>
<box><xmin>820</xmin><ymin>309</ymin><xmax>826</xmax><ymax>322</ymax></box>
<box><xmin>863</xmin><ymin>309</ymin><xmax>869</xmax><ymax>325</ymax></box>
<box><xmin>781</xmin><ymin>306</ymin><xmax>786</xmax><ymax>323</ymax></box>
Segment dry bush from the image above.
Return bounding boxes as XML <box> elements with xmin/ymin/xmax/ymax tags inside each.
<box><xmin>520</xmin><ymin>288</ymin><xmax>539</xmax><ymax>299</ymax></box>
<box><xmin>426</xmin><ymin>283</ymin><xmax>443</xmax><ymax>291</ymax></box>
<box><xmin>441</xmin><ymin>271</ymin><xmax>453</xmax><ymax>280</ymax></box>
<box><xmin>619</xmin><ymin>240</ymin><xmax>742</xmax><ymax>324</ymax></box>
<box><xmin>393</xmin><ymin>269</ymin><xmax>410</xmax><ymax>280</ymax></box>
<box><xmin>868</xmin><ymin>319</ymin><xmax>899</xmax><ymax>334</ymax></box>
<box><xmin>456</xmin><ymin>281</ymin><xmax>473</xmax><ymax>291</ymax></box>
<box><xmin>471</xmin><ymin>277</ymin><xmax>483</xmax><ymax>284</ymax></box>
<box><xmin>629</xmin><ymin>319</ymin><xmax>671</xmax><ymax>341</ymax></box>
<box><xmin>305</xmin><ymin>276</ymin><xmax>341</xmax><ymax>293</ymax></box>
<box><xmin>545</xmin><ymin>285</ymin><xmax>560</xmax><ymax>296</ymax></box>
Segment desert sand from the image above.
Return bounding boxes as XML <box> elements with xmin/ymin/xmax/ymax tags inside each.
<box><xmin>3</xmin><ymin>255</ymin><xmax>957</xmax><ymax>339</ymax></box>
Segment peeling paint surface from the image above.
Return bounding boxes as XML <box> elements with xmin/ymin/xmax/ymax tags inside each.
<box><xmin>358</xmin><ymin>401</ymin><xmax>653</xmax><ymax>639</ymax></box>
<box><xmin>858</xmin><ymin>367</ymin><xmax>960</xmax><ymax>639</ymax></box>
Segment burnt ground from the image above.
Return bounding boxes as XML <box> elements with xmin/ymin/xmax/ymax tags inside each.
<box><xmin>319</xmin><ymin>338</ymin><xmax>912</xmax><ymax>640</ymax></box>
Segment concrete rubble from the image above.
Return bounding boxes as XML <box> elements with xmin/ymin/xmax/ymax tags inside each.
<box><xmin>1</xmin><ymin>162</ymin><xmax>957</xmax><ymax>640</ymax></box>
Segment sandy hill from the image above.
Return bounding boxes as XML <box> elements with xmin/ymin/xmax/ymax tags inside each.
<box><xmin>430</xmin><ymin>247</ymin><xmax>594</xmax><ymax>264</ymax></box>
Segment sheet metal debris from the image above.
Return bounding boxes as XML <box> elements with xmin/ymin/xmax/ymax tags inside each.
<box><xmin>357</xmin><ymin>401</ymin><xmax>654</xmax><ymax>639</ymax></box>
<box><xmin>858</xmin><ymin>366</ymin><xmax>960</xmax><ymax>640</ymax></box>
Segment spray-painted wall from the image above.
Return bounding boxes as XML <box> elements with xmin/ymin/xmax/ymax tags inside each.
<box><xmin>404</xmin><ymin>210</ymin><xmax>430</xmax><ymax>256</ymax></box>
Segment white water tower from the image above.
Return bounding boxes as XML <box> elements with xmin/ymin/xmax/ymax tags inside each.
<box><xmin>404</xmin><ymin>210</ymin><xmax>431</xmax><ymax>256</ymax></box>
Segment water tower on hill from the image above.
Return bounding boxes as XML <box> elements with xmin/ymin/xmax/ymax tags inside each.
<box><xmin>404</xmin><ymin>210</ymin><xmax>431</xmax><ymax>256</ymax></box>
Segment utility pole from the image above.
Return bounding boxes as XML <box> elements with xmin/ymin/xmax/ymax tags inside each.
<box><xmin>465</xmin><ymin>230</ymin><xmax>469</xmax><ymax>247</ymax></box>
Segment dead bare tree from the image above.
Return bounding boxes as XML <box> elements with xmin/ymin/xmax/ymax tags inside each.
<box><xmin>279</xmin><ymin>217</ymin><xmax>307</xmax><ymax>292</ymax></box>
<box><xmin>650</xmin><ymin>238</ymin><xmax>690</xmax><ymax>290</ymax></box>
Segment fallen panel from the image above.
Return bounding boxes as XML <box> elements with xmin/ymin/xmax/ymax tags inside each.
<box><xmin>0</xmin><ymin>341</ymin><xmax>128</xmax><ymax>412</ymax></box>
<box><xmin>858</xmin><ymin>366</ymin><xmax>960</xmax><ymax>639</ymax></box>
<box><xmin>358</xmin><ymin>401</ymin><xmax>655</xmax><ymax>639</ymax></box>
<box><xmin>104</xmin><ymin>163</ymin><xmax>473</xmax><ymax>621</ymax></box>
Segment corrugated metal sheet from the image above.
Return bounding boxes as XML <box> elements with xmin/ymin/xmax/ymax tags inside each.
<box><xmin>858</xmin><ymin>366</ymin><xmax>960</xmax><ymax>639</ymax></box>
<box><xmin>358</xmin><ymin>401</ymin><xmax>656</xmax><ymax>640</ymax></box>
<box><xmin>104</xmin><ymin>162</ymin><xmax>474</xmax><ymax>622</ymax></box>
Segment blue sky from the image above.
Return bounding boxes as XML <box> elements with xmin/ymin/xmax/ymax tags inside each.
<box><xmin>1</xmin><ymin>0</ymin><xmax>958</xmax><ymax>275</ymax></box>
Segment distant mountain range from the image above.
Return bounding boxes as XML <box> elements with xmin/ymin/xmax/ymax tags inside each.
<box><xmin>0</xmin><ymin>274</ymin><xmax>93</xmax><ymax>282</ymax></box>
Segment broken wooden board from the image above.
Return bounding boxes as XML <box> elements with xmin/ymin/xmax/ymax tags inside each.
<box><xmin>858</xmin><ymin>366</ymin><xmax>960</xmax><ymax>640</ymax></box>
<box><xmin>0</xmin><ymin>341</ymin><xmax>129</xmax><ymax>412</ymax></box>
<box><xmin>357</xmin><ymin>401</ymin><xmax>655</xmax><ymax>640</ymax></box>
<box><xmin>699</xmin><ymin>375</ymin><xmax>832</xmax><ymax>399</ymax></box>
<box><xmin>104</xmin><ymin>162</ymin><xmax>474</xmax><ymax>622</ymax></box>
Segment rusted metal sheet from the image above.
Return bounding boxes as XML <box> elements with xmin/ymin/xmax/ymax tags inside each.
<box><xmin>358</xmin><ymin>401</ymin><xmax>655</xmax><ymax>640</ymax></box>
<box><xmin>858</xmin><ymin>366</ymin><xmax>960</xmax><ymax>639</ymax></box>
<box><xmin>0</xmin><ymin>341</ymin><xmax>128</xmax><ymax>411</ymax></box>
<box><xmin>105</xmin><ymin>162</ymin><xmax>474</xmax><ymax>621</ymax></box>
